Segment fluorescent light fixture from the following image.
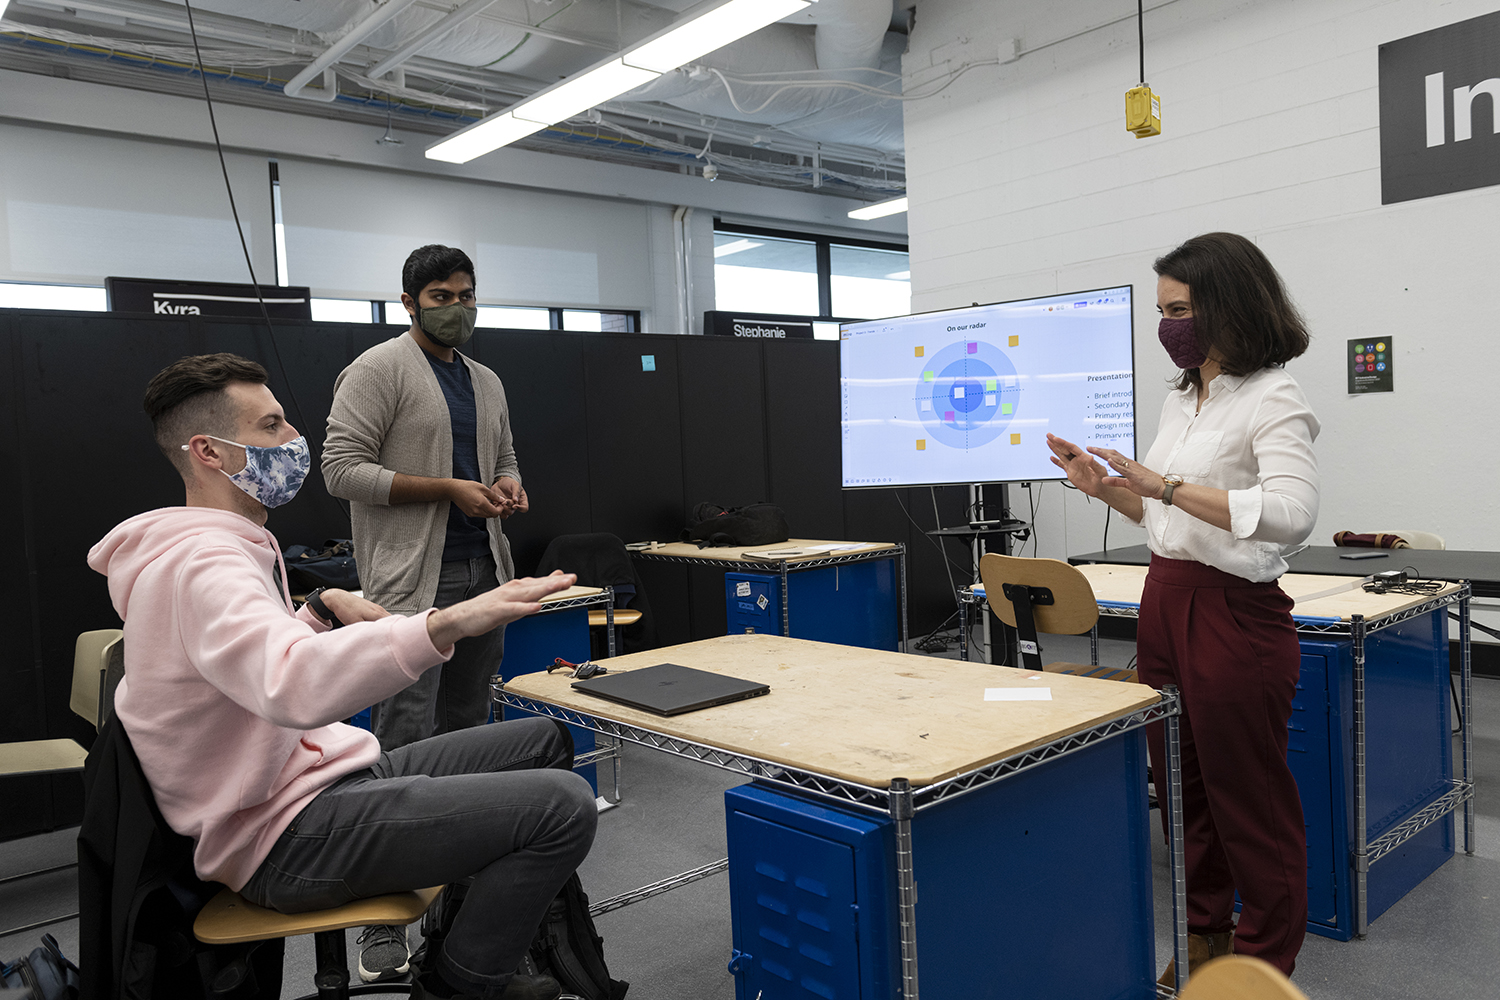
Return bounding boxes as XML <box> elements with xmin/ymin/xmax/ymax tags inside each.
<box><xmin>714</xmin><ymin>238</ymin><xmax>763</xmax><ymax>258</ymax></box>
<box><xmin>428</xmin><ymin>0</ymin><xmax>814</xmax><ymax>164</ymax></box>
<box><xmin>428</xmin><ymin>113</ymin><xmax>548</xmax><ymax>163</ymax></box>
<box><xmin>511</xmin><ymin>59</ymin><xmax>659</xmax><ymax>125</ymax></box>
<box><xmin>848</xmin><ymin>196</ymin><xmax>908</xmax><ymax>221</ymax></box>
<box><xmin>624</xmin><ymin>0</ymin><xmax>812</xmax><ymax>74</ymax></box>
<box><xmin>886</xmin><ymin>270</ymin><xmax>911</xmax><ymax>280</ymax></box>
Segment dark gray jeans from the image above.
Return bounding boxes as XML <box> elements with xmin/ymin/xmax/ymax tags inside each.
<box><xmin>241</xmin><ymin>719</ymin><xmax>597</xmax><ymax>998</ymax></box>
<box><xmin>372</xmin><ymin>555</ymin><xmax>506</xmax><ymax>752</ymax></box>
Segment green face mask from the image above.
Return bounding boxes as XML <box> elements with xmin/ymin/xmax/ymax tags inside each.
<box><xmin>418</xmin><ymin>301</ymin><xmax>478</xmax><ymax>347</ymax></box>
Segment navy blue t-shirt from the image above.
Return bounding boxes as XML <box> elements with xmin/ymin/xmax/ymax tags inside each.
<box><xmin>424</xmin><ymin>350</ymin><xmax>492</xmax><ymax>562</ymax></box>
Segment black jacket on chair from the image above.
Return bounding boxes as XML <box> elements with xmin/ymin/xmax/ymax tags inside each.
<box><xmin>536</xmin><ymin>533</ymin><xmax>656</xmax><ymax>654</ymax></box>
<box><xmin>77</xmin><ymin>717</ymin><xmax>283</xmax><ymax>1000</ymax></box>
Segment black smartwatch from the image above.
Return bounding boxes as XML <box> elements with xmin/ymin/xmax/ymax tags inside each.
<box><xmin>304</xmin><ymin>587</ymin><xmax>343</xmax><ymax>628</ymax></box>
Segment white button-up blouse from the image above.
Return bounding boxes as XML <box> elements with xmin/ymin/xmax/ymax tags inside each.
<box><xmin>1135</xmin><ymin>366</ymin><xmax>1320</xmax><ymax>583</ymax></box>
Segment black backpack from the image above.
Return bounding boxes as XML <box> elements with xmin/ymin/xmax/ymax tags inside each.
<box><xmin>0</xmin><ymin>935</ymin><xmax>79</xmax><ymax>999</ymax></box>
<box><xmin>522</xmin><ymin>874</ymin><xmax>628</xmax><ymax>1000</ymax></box>
<box><xmin>683</xmin><ymin>502</ymin><xmax>789</xmax><ymax>548</ymax></box>
<box><xmin>282</xmin><ymin>539</ymin><xmax>360</xmax><ymax>591</ymax></box>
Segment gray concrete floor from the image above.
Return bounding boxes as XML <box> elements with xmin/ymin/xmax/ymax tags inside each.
<box><xmin>3</xmin><ymin>637</ymin><xmax>1495</xmax><ymax>998</ymax></box>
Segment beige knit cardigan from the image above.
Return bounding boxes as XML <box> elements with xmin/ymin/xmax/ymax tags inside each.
<box><xmin>322</xmin><ymin>333</ymin><xmax>519</xmax><ymax>614</ymax></box>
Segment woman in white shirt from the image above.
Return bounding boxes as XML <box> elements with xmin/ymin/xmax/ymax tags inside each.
<box><xmin>1046</xmin><ymin>232</ymin><xmax>1318</xmax><ymax>982</ymax></box>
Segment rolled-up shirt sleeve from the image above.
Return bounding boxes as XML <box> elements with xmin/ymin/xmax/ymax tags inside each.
<box><xmin>1228</xmin><ymin>385</ymin><xmax>1320</xmax><ymax>545</ymax></box>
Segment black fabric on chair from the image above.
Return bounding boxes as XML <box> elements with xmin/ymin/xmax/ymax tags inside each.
<box><xmin>78</xmin><ymin>717</ymin><xmax>284</xmax><ymax>1000</ymax></box>
<box><xmin>535</xmin><ymin>533</ymin><xmax>656</xmax><ymax>654</ymax></box>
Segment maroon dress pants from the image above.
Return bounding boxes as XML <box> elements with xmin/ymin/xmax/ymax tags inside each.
<box><xmin>1138</xmin><ymin>555</ymin><xmax>1307</xmax><ymax>975</ymax></box>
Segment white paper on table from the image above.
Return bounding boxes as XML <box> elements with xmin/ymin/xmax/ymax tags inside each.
<box><xmin>806</xmin><ymin>543</ymin><xmax>864</xmax><ymax>552</ymax></box>
<box><xmin>984</xmin><ymin>688</ymin><xmax>1053</xmax><ymax>701</ymax></box>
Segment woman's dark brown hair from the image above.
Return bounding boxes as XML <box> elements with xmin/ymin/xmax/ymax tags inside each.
<box><xmin>1153</xmin><ymin>232</ymin><xmax>1310</xmax><ymax>391</ymax></box>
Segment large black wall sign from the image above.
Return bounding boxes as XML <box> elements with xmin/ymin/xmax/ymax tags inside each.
<box><xmin>1380</xmin><ymin>11</ymin><xmax>1500</xmax><ymax>205</ymax></box>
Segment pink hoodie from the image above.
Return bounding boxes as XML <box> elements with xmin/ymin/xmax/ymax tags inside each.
<box><xmin>88</xmin><ymin>507</ymin><xmax>451</xmax><ymax>890</ymax></box>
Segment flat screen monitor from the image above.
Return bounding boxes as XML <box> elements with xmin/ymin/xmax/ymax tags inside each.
<box><xmin>840</xmin><ymin>286</ymin><xmax>1135</xmax><ymax>488</ymax></box>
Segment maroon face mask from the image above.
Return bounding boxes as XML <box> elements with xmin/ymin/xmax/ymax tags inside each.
<box><xmin>1158</xmin><ymin>316</ymin><xmax>1207</xmax><ymax>369</ymax></box>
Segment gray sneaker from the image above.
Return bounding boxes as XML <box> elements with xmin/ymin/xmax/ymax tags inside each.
<box><xmin>356</xmin><ymin>924</ymin><xmax>411</xmax><ymax>983</ymax></box>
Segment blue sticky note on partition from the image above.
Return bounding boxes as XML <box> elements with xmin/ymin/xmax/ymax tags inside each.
<box><xmin>641</xmin><ymin>355</ymin><xmax>656</xmax><ymax>371</ymax></box>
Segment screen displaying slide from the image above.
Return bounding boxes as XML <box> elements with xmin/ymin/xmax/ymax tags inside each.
<box><xmin>840</xmin><ymin>287</ymin><xmax>1135</xmax><ymax>487</ymax></box>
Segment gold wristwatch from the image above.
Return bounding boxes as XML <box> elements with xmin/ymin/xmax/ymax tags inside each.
<box><xmin>1161</xmin><ymin>474</ymin><xmax>1184</xmax><ymax>506</ymax></box>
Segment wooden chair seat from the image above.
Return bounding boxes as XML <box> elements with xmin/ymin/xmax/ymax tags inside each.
<box><xmin>0</xmin><ymin>738</ymin><xmax>89</xmax><ymax>778</ymax></box>
<box><xmin>195</xmin><ymin>886</ymin><xmax>442</xmax><ymax>945</ymax></box>
<box><xmin>1178</xmin><ymin>955</ymin><xmax>1311</xmax><ymax>999</ymax></box>
<box><xmin>1041</xmin><ymin>662</ymin><xmax>1138</xmax><ymax>684</ymax></box>
<box><xmin>587</xmin><ymin>608</ymin><xmax>642</xmax><ymax>627</ymax></box>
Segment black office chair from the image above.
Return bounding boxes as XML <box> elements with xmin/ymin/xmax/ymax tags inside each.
<box><xmin>535</xmin><ymin>533</ymin><xmax>656</xmax><ymax>655</ymax></box>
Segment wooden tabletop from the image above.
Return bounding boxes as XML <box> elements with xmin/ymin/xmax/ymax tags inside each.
<box><xmin>539</xmin><ymin>585</ymin><xmax>604</xmax><ymax>604</ymax></box>
<box><xmin>630</xmin><ymin>539</ymin><xmax>898</xmax><ymax>564</ymax></box>
<box><xmin>1074</xmin><ymin>564</ymin><xmax>1461</xmax><ymax>621</ymax></box>
<box><xmin>502</xmin><ymin>634</ymin><xmax>1160</xmax><ymax>788</ymax></box>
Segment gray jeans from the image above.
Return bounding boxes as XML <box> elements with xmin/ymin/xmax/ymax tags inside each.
<box><xmin>372</xmin><ymin>555</ymin><xmax>507</xmax><ymax>752</ymax></box>
<box><xmin>241</xmin><ymin>718</ymin><xmax>597</xmax><ymax>998</ymax></box>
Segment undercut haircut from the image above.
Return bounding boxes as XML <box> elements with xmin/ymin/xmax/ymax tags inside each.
<box><xmin>1154</xmin><ymin>232</ymin><xmax>1311</xmax><ymax>392</ymax></box>
<box><xmin>402</xmin><ymin>244</ymin><xmax>476</xmax><ymax>300</ymax></box>
<box><xmin>143</xmin><ymin>354</ymin><xmax>268</xmax><ymax>478</ymax></box>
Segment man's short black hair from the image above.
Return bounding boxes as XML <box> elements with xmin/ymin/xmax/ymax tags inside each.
<box><xmin>403</xmin><ymin>244</ymin><xmax>476</xmax><ymax>300</ymax></box>
<box><xmin>143</xmin><ymin>353</ymin><xmax>268</xmax><ymax>478</ymax></box>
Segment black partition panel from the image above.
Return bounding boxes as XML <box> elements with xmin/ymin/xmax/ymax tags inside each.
<box><xmin>0</xmin><ymin>311</ymin><xmax>990</xmax><ymax>837</ymax></box>
<box><xmin>472</xmin><ymin>331</ymin><xmax>592</xmax><ymax>577</ymax></box>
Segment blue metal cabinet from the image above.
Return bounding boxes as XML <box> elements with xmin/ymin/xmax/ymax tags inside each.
<box><xmin>1291</xmin><ymin>607</ymin><xmax>1454</xmax><ymax>940</ymax></box>
<box><xmin>497</xmin><ymin>608</ymin><xmax>598</xmax><ymax>793</ymax></box>
<box><xmin>726</xmin><ymin>730</ymin><xmax>1157</xmax><ymax>1000</ymax></box>
<box><xmin>725</xmin><ymin>560</ymin><xmax>897</xmax><ymax>651</ymax></box>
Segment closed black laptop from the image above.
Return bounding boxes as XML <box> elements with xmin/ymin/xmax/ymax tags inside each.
<box><xmin>571</xmin><ymin>662</ymin><xmax>769</xmax><ymax>717</ymax></box>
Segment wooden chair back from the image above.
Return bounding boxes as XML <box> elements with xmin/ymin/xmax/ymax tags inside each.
<box><xmin>979</xmin><ymin>553</ymin><xmax>1099</xmax><ymax>635</ymax></box>
<box><xmin>71</xmin><ymin>629</ymin><xmax>123</xmax><ymax>731</ymax></box>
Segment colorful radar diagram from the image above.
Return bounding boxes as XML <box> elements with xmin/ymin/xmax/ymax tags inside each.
<box><xmin>915</xmin><ymin>340</ymin><xmax>1020</xmax><ymax>449</ymax></box>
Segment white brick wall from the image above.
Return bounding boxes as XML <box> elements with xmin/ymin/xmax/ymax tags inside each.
<box><xmin>904</xmin><ymin>0</ymin><xmax>1500</xmax><ymax>562</ymax></box>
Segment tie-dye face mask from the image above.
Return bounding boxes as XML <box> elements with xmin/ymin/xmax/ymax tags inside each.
<box><xmin>184</xmin><ymin>434</ymin><xmax>311</xmax><ymax>508</ymax></box>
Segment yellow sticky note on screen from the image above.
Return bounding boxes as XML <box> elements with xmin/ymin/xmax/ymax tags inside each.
<box><xmin>1010</xmin><ymin>433</ymin><xmax>1021</xmax><ymax>445</ymax></box>
<box><xmin>1008</xmin><ymin>335</ymin><xmax>1020</xmax><ymax>347</ymax></box>
<box><xmin>986</xmin><ymin>378</ymin><xmax>997</xmax><ymax>391</ymax></box>
<box><xmin>915</xmin><ymin>346</ymin><xmax>924</xmax><ymax>357</ymax></box>
<box><xmin>916</xmin><ymin>439</ymin><xmax>926</xmax><ymax>451</ymax></box>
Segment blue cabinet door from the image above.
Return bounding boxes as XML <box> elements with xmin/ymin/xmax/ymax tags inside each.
<box><xmin>1288</xmin><ymin>649</ymin><xmax>1340</xmax><ymax>929</ymax></box>
<box><xmin>727</xmin><ymin>812</ymin><xmax>863</xmax><ymax>1000</ymax></box>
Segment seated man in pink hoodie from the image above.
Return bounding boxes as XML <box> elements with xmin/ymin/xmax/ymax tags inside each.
<box><xmin>88</xmin><ymin>353</ymin><xmax>593</xmax><ymax>1000</ymax></box>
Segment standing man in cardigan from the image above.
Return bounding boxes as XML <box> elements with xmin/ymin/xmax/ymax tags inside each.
<box><xmin>323</xmin><ymin>244</ymin><xmax>530</xmax><ymax>983</ymax></box>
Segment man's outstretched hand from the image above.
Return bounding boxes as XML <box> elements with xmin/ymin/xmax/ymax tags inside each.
<box><xmin>426</xmin><ymin>571</ymin><xmax>576</xmax><ymax>650</ymax></box>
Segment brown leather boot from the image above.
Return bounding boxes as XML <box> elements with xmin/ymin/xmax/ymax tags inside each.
<box><xmin>1156</xmin><ymin>931</ymin><xmax>1233</xmax><ymax>989</ymax></box>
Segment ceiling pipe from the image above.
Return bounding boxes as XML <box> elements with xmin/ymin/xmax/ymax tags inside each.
<box><xmin>467</xmin><ymin>9</ymin><xmax>617</xmax><ymax>52</ymax></box>
<box><xmin>284</xmin><ymin>0</ymin><xmax>422</xmax><ymax>103</ymax></box>
<box><xmin>367</xmin><ymin>0</ymin><xmax>499</xmax><ymax>80</ymax></box>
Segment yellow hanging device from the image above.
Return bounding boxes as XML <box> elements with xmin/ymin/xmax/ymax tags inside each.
<box><xmin>1125</xmin><ymin>85</ymin><xmax>1161</xmax><ymax>138</ymax></box>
